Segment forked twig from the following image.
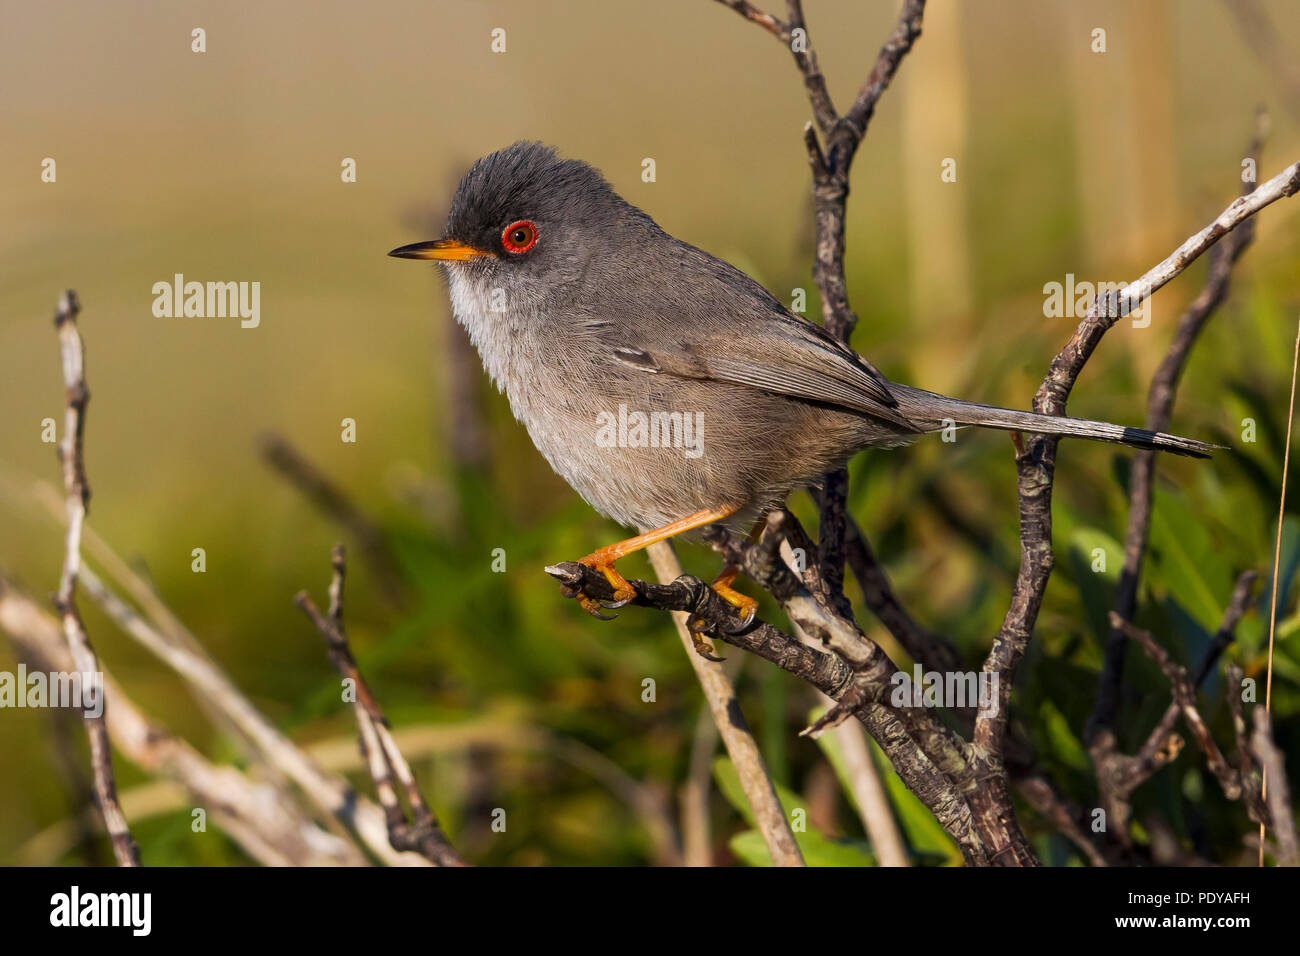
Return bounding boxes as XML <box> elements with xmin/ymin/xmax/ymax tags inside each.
<box><xmin>51</xmin><ymin>290</ymin><xmax>140</xmax><ymax>867</ymax></box>
<box><xmin>642</xmin><ymin>541</ymin><xmax>805</xmax><ymax>866</ymax></box>
<box><xmin>1094</xmin><ymin>115</ymin><xmax>1268</xmax><ymax>742</ymax></box>
<box><xmin>1109</xmin><ymin>614</ymin><xmax>1241</xmax><ymax>801</ymax></box>
<box><xmin>978</xmin><ymin>157</ymin><xmax>1300</xmax><ymax>859</ymax></box>
<box><xmin>296</xmin><ymin>546</ymin><xmax>465</xmax><ymax>866</ymax></box>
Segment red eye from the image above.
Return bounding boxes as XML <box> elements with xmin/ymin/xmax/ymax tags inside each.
<box><xmin>501</xmin><ymin>220</ymin><xmax>538</xmax><ymax>254</ymax></box>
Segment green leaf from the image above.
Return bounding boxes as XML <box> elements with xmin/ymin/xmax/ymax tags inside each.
<box><xmin>1147</xmin><ymin>490</ymin><xmax>1231</xmax><ymax>632</ymax></box>
<box><xmin>1039</xmin><ymin>699</ymin><xmax>1089</xmax><ymax>771</ymax></box>
<box><xmin>1066</xmin><ymin>526</ymin><xmax>1124</xmax><ymax>639</ymax></box>
<box><xmin>712</xmin><ymin>756</ymin><xmax>875</xmax><ymax>866</ymax></box>
<box><xmin>728</xmin><ymin>829</ymin><xmax>876</xmax><ymax>867</ymax></box>
<box><xmin>1067</xmin><ymin>527</ymin><xmax>1124</xmax><ymax>584</ymax></box>
<box><xmin>1259</xmin><ymin>516</ymin><xmax>1300</xmax><ymax>624</ymax></box>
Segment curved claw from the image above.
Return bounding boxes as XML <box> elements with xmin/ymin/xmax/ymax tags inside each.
<box><xmin>574</xmin><ymin>591</ymin><xmax>618</xmax><ymax>621</ymax></box>
<box><xmin>723</xmin><ymin>601</ymin><xmax>759</xmax><ymax>635</ymax></box>
<box><xmin>686</xmin><ymin>617</ymin><xmax>726</xmax><ymax>661</ymax></box>
<box><xmin>599</xmin><ymin>595</ymin><xmax>634</xmax><ymax>610</ymax></box>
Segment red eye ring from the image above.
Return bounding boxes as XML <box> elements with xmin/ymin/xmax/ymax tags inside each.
<box><xmin>501</xmin><ymin>220</ymin><xmax>538</xmax><ymax>254</ymax></box>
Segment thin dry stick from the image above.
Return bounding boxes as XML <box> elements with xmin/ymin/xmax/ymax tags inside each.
<box><xmin>37</xmin><ymin>294</ymin><xmax>422</xmax><ymax>865</ymax></box>
<box><xmin>28</xmin><ymin>480</ymin><xmax>208</xmax><ymax>657</ymax></box>
<box><xmin>548</xmin><ymin>552</ymin><xmax>985</xmax><ymax>863</ymax></box>
<box><xmin>719</xmin><ymin>0</ymin><xmax>1043</xmax><ymax>865</ymax></box>
<box><xmin>1098</xmin><ymin>570</ymin><xmax>1259</xmax><ymax>829</ymax></box>
<box><xmin>1109</xmin><ymin>614</ymin><xmax>1241</xmax><ymax>800</ymax></box>
<box><xmin>0</xmin><ymin>578</ymin><xmax>363</xmax><ymax>866</ymax></box>
<box><xmin>75</xmin><ymin>560</ymin><xmax>424</xmax><ymax>866</ymax></box>
<box><xmin>644</xmin><ymin>540</ymin><xmax>805</xmax><ymax>867</ymax></box>
<box><xmin>18</xmin><ymin>479</ymin><xmax>274</xmax><ymax>768</ymax></box>
<box><xmin>1252</xmin><ymin>708</ymin><xmax>1298</xmax><ymax>866</ymax></box>
<box><xmin>296</xmin><ymin>546</ymin><xmax>465</xmax><ymax>867</ymax></box>
<box><xmin>680</xmin><ymin>700</ymin><xmax>722</xmax><ymax>866</ymax></box>
<box><xmin>1094</xmin><ymin>116</ymin><xmax>1267</xmax><ymax>743</ymax></box>
<box><xmin>1261</xmin><ymin>314</ymin><xmax>1299</xmax><ymax>864</ymax></box>
<box><xmin>840</xmin><ymin>512</ymin><xmax>960</xmax><ymax>674</ymax></box>
<box><xmin>820</xmin><ymin>692</ymin><xmax>909</xmax><ymax>866</ymax></box>
<box><xmin>1225</xmin><ymin>663</ymin><xmax>1270</xmax><ymax>828</ymax></box>
<box><xmin>51</xmin><ymin>290</ymin><xmax>140</xmax><ymax>867</ymax></box>
<box><xmin>713</xmin><ymin>0</ymin><xmax>926</xmax><ymax>606</ymax></box>
<box><xmin>979</xmin><ymin>159</ymin><xmax>1300</xmax><ymax>859</ymax></box>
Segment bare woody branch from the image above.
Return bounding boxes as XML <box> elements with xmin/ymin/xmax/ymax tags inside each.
<box><xmin>830</xmin><ymin>497</ymin><xmax>961</xmax><ymax>673</ymax></box>
<box><xmin>717</xmin><ymin>0</ymin><xmax>927</xmax><ymax>616</ymax></box>
<box><xmin>1117</xmin><ymin>573</ymin><xmax>1258</xmax><ymax>803</ymax></box>
<box><xmin>1224</xmin><ymin>663</ymin><xmax>1271</xmax><ymax>828</ymax></box>
<box><xmin>31</xmin><ymin>291</ymin><xmax>432</xmax><ymax>866</ymax></box>
<box><xmin>979</xmin><ymin>158</ymin><xmax>1300</xmax><ymax>834</ymax></box>
<box><xmin>569</xmin><ymin>2</ymin><xmax>1086</xmax><ymax>864</ymax></box>
<box><xmin>1094</xmin><ymin>116</ymin><xmax>1269</xmax><ymax>741</ymax></box>
<box><xmin>642</xmin><ymin>541</ymin><xmax>804</xmax><ymax>866</ymax></box>
<box><xmin>1251</xmin><ymin>707</ymin><xmax>1298</xmax><ymax>866</ymax></box>
<box><xmin>1040</xmin><ymin>160</ymin><xmax>1300</xmax><ymax>414</ymax></box>
<box><xmin>715</xmin><ymin>0</ymin><xmax>926</xmax><ymax>183</ymax></box>
<box><xmin>821</xmin><ymin>693</ymin><xmax>910</xmax><ymax>866</ymax></box>
<box><xmin>74</xmin><ymin>556</ymin><xmax>426</xmax><ymax>866</ymax></box>
<box><xmin>549</xmin><ymin>514</ymin><xmax>994</xmax><ymax>865</ymax></box>
<box><xmin>1109</xmin><ymin>614</ymin><xmax>1242</xmax><ymax>801</ymax></box>
<box><xmin>296</xmin><ymin>546</ymin><xmax>465</xmax><ymax>867</ymax></box>
<box><xmin>543</xmin><ymin>5</ymin><xmax>1300</xmax><ymax>868</ymax></box>
<box><xmin>51</xmin><ymin>290</ymin><xmax>140</xmax><ymax>867</ymax></box>
<box><xmin>0</xmin><ymin>578</ymin><xmax>364</xmax><ymax>866</ymax></box>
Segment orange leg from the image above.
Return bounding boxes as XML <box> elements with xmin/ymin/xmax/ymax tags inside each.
<box><xmin>701</xmin><ymin>516</ymin><xmax>764</xmax><ymax>629</ymax></box>
<box><xmin>686</xmin><ymin>563</ymin><xmax>761</xmax><ymax>660</ymax></box>
<box><xmin>572</xmin><ymin>506</ymin><xmax>737</xmax><ymax>619</ymax></box>
<box><xmin>710</xmin><ymin>565</ymin><xmax>759</xmax><ymax>622</ymax></box>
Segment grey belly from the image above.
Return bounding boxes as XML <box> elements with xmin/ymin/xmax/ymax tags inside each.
<box><xmin>512</xmin><ymin>368</ymin><xmax>901</xmax><ymax>533</ymax></box>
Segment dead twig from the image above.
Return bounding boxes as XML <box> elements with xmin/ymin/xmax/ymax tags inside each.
<box><xmin>715</xmin><ymin>0</ymin><xmax>924</xmax><ymax>615</ymax></box>
<box><xmin>51</xmin><ymin>289</ymin><xmax>140</xmax><ymax>867</ymax></box>
<box><xmin>820</xmin><ymin>693</ymin><xmax>910</xmax><ymax>866</ymax></box>
<box><xmin>1090</xmin><ymin>571</ymin><xmax>1258</xmax><ymax>847</ymax></box>
<box><xmin>1094</xmin><ymin>114</ymin><xmax>1267</xmax><ymax>743</ymax></box>
<box><xmin>296</xmin><ymin>545</ymin><xmax>465</xmax><ymax>866</ymax></box>
<box><xmin>548</xmin><ymin>522</ymin><xmax>989</xmax><ymax>865</ymax></box>
<box><xmin>1250</xmin><ymin>707</ymin><xmax>1298</xmax><ymax>866</ymax></box>
<box><xmin>980</xmin><ymin>156</ymin><xmax>1300</xmax><ymax>861</ymax></box>
<box><xmin>680</xmin><ymin>699</ymin><xmax>722</xmax><ymax>866</ymax></box>
<box><xmin>641</xmin><ymin>541</ymin><xmax>804</xmax><ymax>866</ymax></box>
<box><xmin>75</xmin><ymin>555</ymin><xmax>426</xmax><ymax>865</ymax></box>
<box><xmin>0</xmin><ymin>578</ymin><xmax>363</xmax><ymax>866</ymax></box>
<box><xmin>1109</xmin><ymin>614</ymin><xmax>1241</xmax><ymax>801</ymax></box>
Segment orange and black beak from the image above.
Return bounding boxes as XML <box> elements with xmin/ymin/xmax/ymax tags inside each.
<box><xmin>387</xmin><ymin>239</ymin><xmax>491</xmax><ymax>261</ymax></box>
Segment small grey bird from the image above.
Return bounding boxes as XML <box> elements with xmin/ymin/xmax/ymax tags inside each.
<box><xmin>391</xmin><ymin>142</ymin><xmax>1214</xmax><ymax>624</ymax></box>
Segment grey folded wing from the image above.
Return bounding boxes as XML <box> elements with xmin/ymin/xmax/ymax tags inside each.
<box><xmin>610</xmin><ymin>312</ymin><xmax>920</xmax><ymax>433</ymax></box>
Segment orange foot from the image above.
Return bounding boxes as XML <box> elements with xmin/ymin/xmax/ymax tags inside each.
<box><xmin>559</xmin><ymin>507</ymin><xmax>739</xmax><ymax>621</ymax></box>
<box><xmin>687</xmin><ymin>565</ymin><xmax>760</xmax><ymax>660</ymax></box>
<box><xmin>573</xmin><ymin>549</ymin><xmax>637</xmax><ymax>620</ymax></box>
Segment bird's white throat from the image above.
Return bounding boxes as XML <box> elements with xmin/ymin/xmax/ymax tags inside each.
<box><xmin>445</xmin><ymin>266</ymin><xmax>540</xmax><ymax>415</ymax></box>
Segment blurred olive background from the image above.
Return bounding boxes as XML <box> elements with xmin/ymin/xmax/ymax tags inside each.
<box><xmin>3</xmin><ymin>0</ymin><xmax>1300</xmax><ymax>865</ymax></box>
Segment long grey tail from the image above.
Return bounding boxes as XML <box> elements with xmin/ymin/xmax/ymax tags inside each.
<box><xmin>889</xmin><ymin>384</ymin><xmax>1220</xmax><ymax>458</ymax></box>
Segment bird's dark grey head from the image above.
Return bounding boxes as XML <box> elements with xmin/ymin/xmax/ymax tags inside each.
<box><xmin>448</xmin><ymin>142</ymin><xmax>624</xmax><ymax>252</ymax></box>
<box><xmin>389</xmin><ymin>142</ymin><xmax>646</xmax><ymax>284</ymax></box>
